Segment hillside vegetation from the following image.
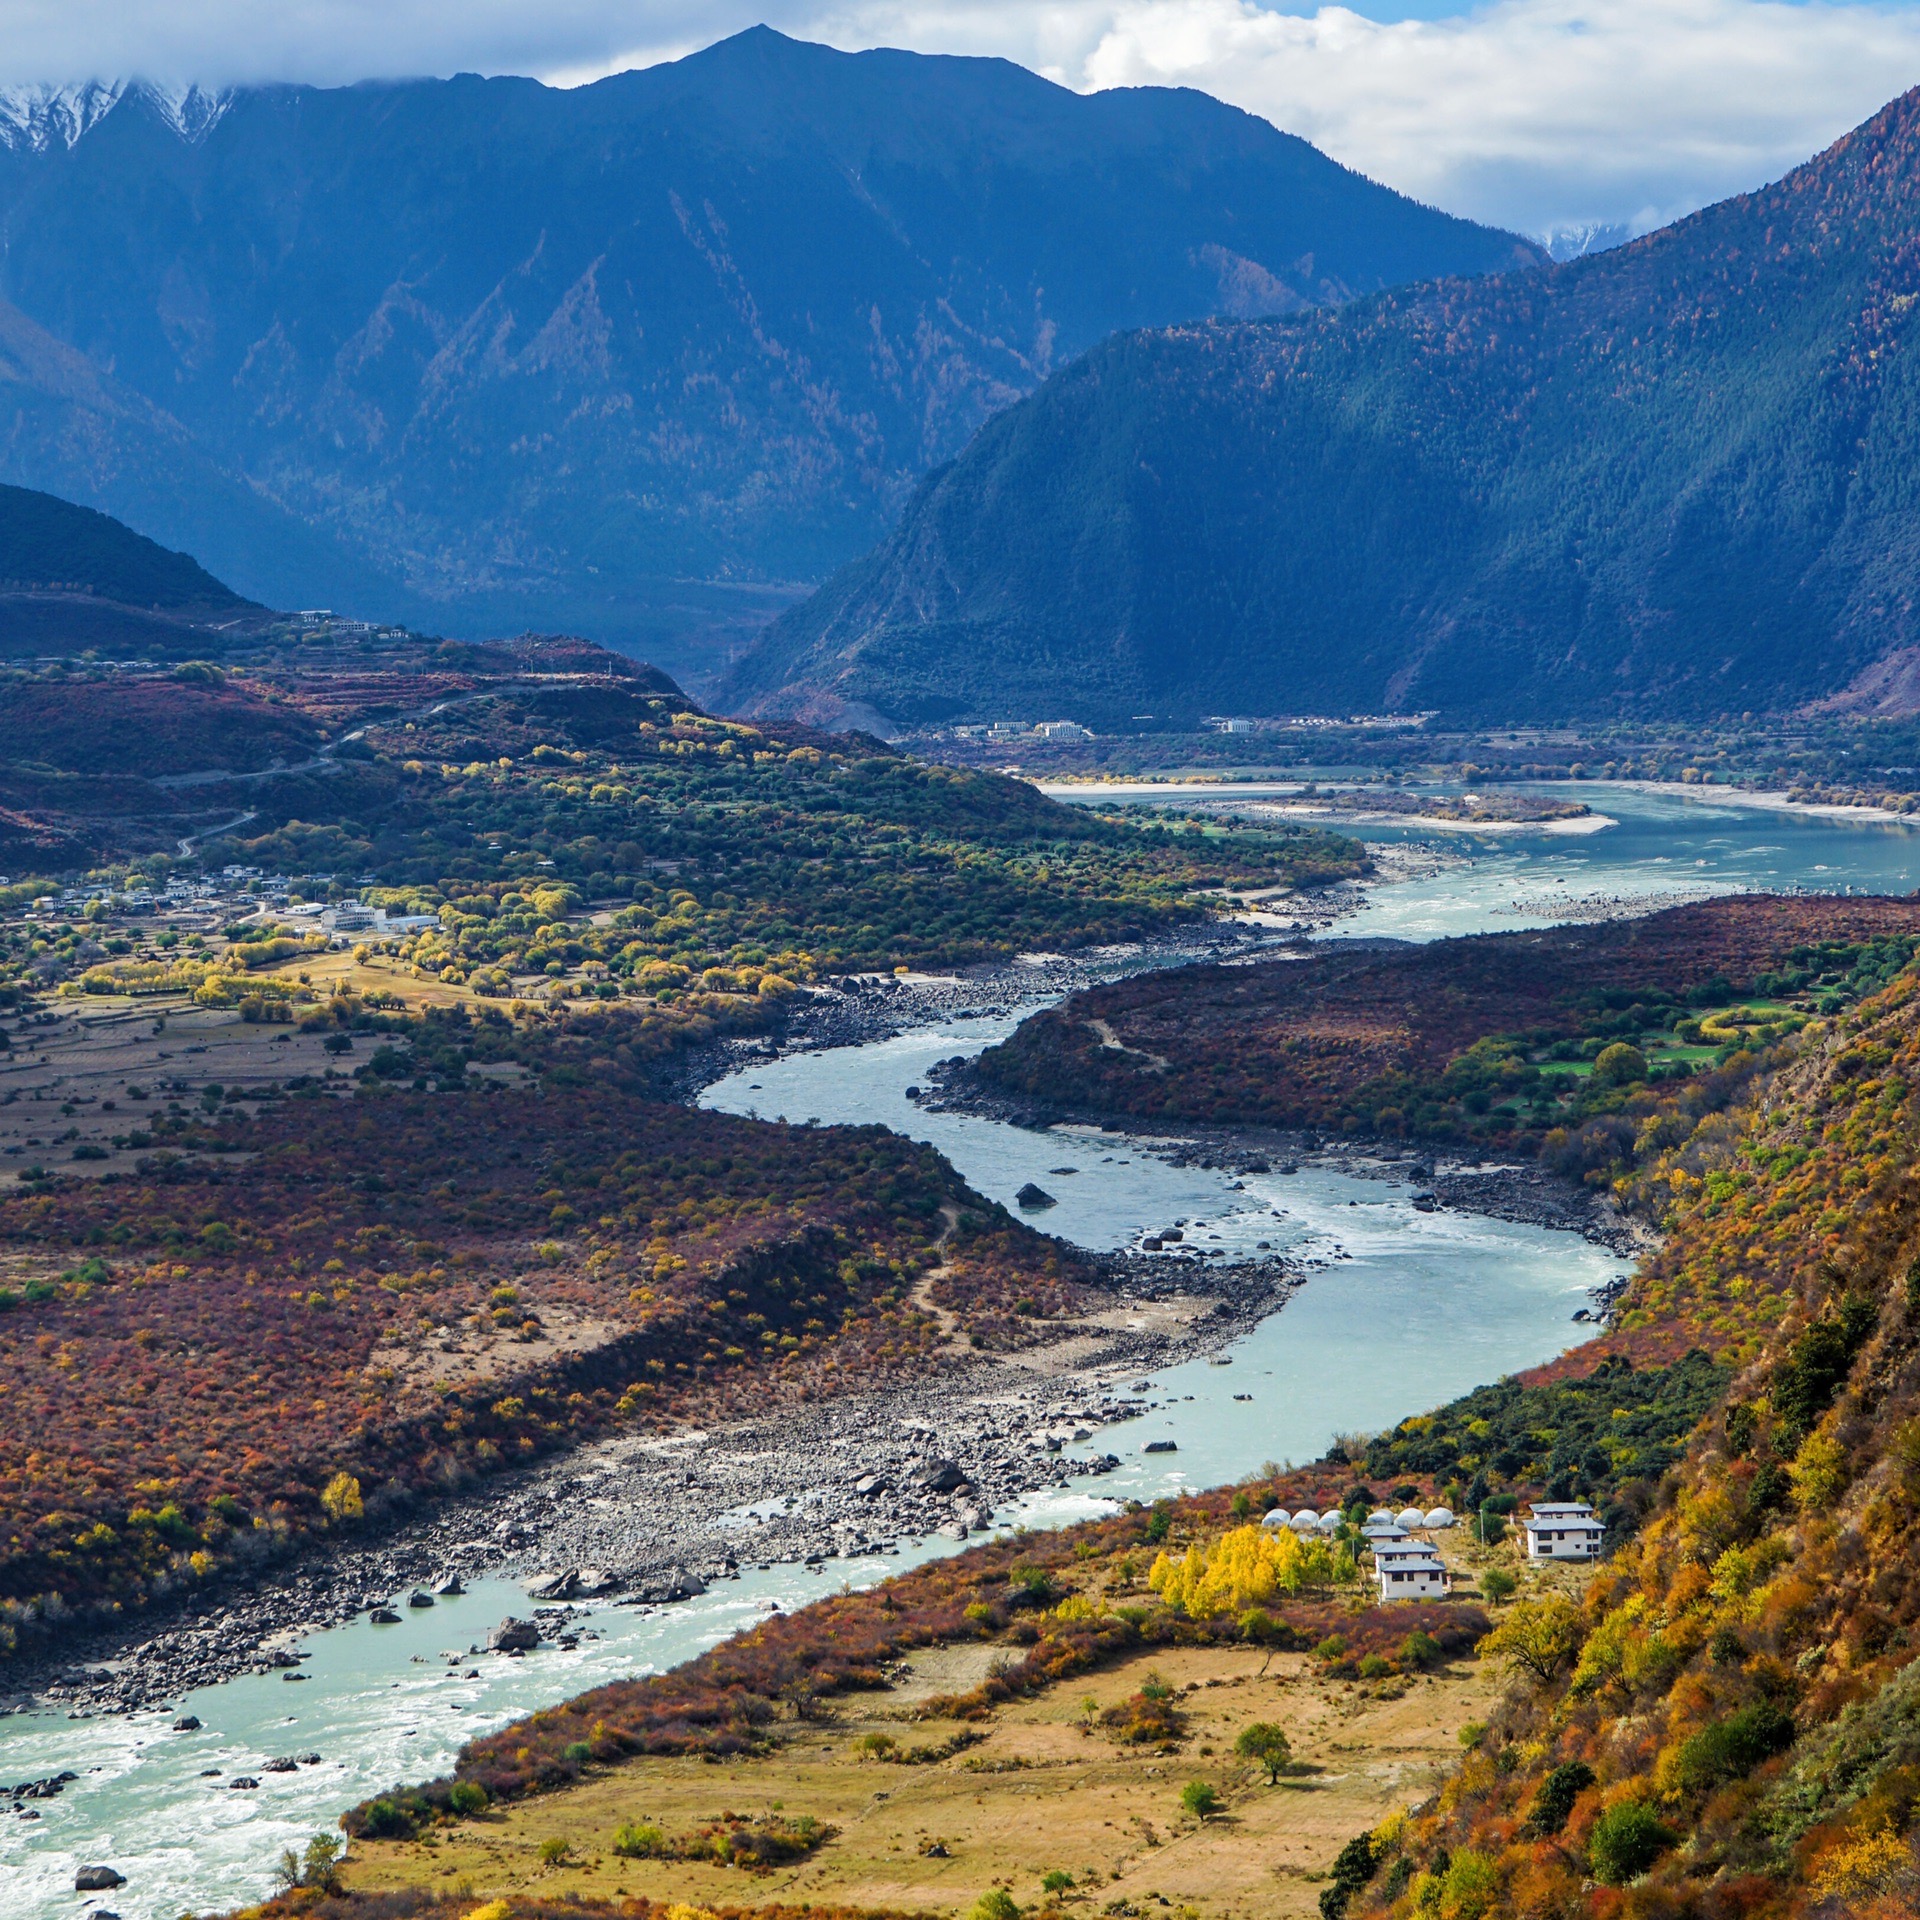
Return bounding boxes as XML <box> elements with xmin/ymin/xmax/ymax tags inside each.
<box><xmin>974</xmin><ymin>896</ymin><xmax>1920</xmax><ymax>1181</ymax></box>
<box><xmin>0</xmin><ymin>480</ymin><xmax>246</xmax><ymax>609</ymax></box>
<box><xmin>0</xmin><ymin>658</ymin><xmax>1362</xmax><ymax>989</ymax></box>
<box><xmin>0</xmin><ymin>1042</ymin><xmax>1088</xmax><ymax>1646</ymax></box>
<box><xmin>726</xmin><ymin>84</ymin><xmax>1920</xmax><ymax>726</ymax></box>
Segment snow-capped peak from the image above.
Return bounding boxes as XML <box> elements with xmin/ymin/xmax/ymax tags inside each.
<box><xmin>0</xmin><ymin>79</ymin><xmax>232</xmax><ymax>153</ymax></box>
<box><xmin>138</xmin><ymin>82</ymin><xmax>233</xmax><ymax>143</ymax></box>
<box><xmin>0</xmin><ymin>80</ymin><xmax>127</xmax><ymax>152</ymax></box>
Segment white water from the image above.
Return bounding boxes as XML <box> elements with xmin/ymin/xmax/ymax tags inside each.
<box><xmin>6</xmin><ymin>780</ymin><xmax>1913</xmax><ymax>1919</ymax></box>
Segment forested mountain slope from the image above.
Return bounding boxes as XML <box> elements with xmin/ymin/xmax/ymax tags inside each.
<box><xmin>1341</xmin><ymin>958</ymin><xmax>1920</xmax><ymax>1918</ymax></box>
<box><xmin>0</xmin><ymin>480</ymin><xmax>243</xmax><ymax>610</ymax></box>
<box><xmin>0</xmin><ymin>32</ymin><xmax>1537</xmax><ymax>673</ymax></box>
<box><xmin>725</xmin><ymin>85</ymin><xmax>1920</xmax><ymax>728</ymax></box>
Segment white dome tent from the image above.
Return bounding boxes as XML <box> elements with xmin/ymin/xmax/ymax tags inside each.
<box><xmin>1397</xmin><ymin>1507</ymin><xmax>1427</xmax><ymax>1531</ymax></box>
<box><xmin>1424</xmin><ymin>1507</ymin><xmax>1456</xmax><ymax>1529</ymax></box>
<box><xmin>1315</xmin><ymin>1510</ymin><xmax>1342</xmax><ymax>1533</ymax></box>
<box><xmin>1289</xmin><ymin>1510</ymin><xmax>1320</xmax><ymax>1533</ymax></box>
<box><xmin>1262</xmin><ymin>1509</ymin><xmax>1291</xmax><ymax>1531</ymax></box>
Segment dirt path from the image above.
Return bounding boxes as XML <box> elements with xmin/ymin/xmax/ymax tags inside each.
<box><xmin>909</xmin><ymin>1201</ymin><xmax>967</xmax><ymax>1348</ymax></box>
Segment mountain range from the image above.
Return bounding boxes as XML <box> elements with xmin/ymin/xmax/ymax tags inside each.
<box><xmin>723</xmin><ymin>85</ymin><xmax>1920</xmax><ymax>728</ymax></box>
<box><xmin>0</xmin><ymin>29</ymin><xmax>1536</xmax><ymax>682</ymax></box>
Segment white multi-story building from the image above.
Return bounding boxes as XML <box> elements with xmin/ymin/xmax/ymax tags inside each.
<box><xmin>1373</xmin><ymin>1542</ymin><xmax>1450</xmax><ymax>1602</ymax></box>
<box><xmin>1522</xmin><ymin>1501</ymin><xmax>1606</xmax><ymax>1561</ymax></box>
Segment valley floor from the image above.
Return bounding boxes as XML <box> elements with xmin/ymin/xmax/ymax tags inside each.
<box><xmin>342</xmin><ymin>1637</ymin><xmax>1508</xmax><ymax>1919</ymax></box>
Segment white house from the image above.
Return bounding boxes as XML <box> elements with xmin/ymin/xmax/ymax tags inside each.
<box><xmin>1522</xmin><ymin>1501</ymin><xmax>1606</xmax><ymax>1561</ymax></box>
<box><xmin>1372</xmin><ymin>1543</ymin><xmax>1450</xmax><ymax>1602</ymax></box>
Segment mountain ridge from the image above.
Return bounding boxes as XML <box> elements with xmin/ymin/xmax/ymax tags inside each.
<box><xmin>0</xmin><ymin>28</ymin><xmax>1540</xmax><ymax>679</ymax></box>
<box><xmin>721</xmin><ymin>83</ymin><xmax>1920</xmax><ymax>727</ymax></box>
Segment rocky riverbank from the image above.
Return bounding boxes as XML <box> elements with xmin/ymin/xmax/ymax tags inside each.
<box><xmin>0</xmin><ymin>1250</ymin><xmax>1292</xmax><ymax>1723</ymax></box>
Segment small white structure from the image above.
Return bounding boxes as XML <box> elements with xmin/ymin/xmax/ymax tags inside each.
<box><xmin>1289</xmin><ymin>1510</ymin><xmax>1321</xmax><ymax>1533</ymax></box>
<box><xmin>1372</xmin><ymin>1542</ymin><xmax>1450</xmax><ymax>1602</ymax></box>
<box><xmin>1368</xmin><ymin>1509</ymin><xmax>1396</xmax><ymax>1525</ymax></box>
<box><xmin>1522</xmin><ymin>1501</ymin><xmax>1606</xmax><ymax>1562</ymax></box>
<box><xmin>1397</xmin><ymin>1507</ymin><xmax>1427</xmax><ymax>1531</ymax></box>
<box><xmin>1314</xmin><ymin>1511</ymin><xmax>1343</xmax><ymax>1534</ymax></box>
<box><xmin>1261</xmin><ymin>1508</ymin><xmax>1291</xmax><ymax>1531</ymax></box>
<box><xmin>1424</xmin><ymin>1507</ymin><xmax>1456</xmax><ymax>1530</ymax></box>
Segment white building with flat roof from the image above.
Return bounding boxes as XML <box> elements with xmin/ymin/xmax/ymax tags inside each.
<box><xmin>1523</xmin><ymin>1501</ymin><xmax>1605</xmax><ymax>1561</ymax></box>
<box><xmin>1371</xmin><ymin>1540</ymin><xmax>1449</xmax><ymax>1602</ymax></box>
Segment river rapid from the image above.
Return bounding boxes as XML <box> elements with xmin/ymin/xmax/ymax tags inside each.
<box><xmin>5</xmin><ymin>782</ymin><xmax>1913</xmax><ymax>1919</ymax></box>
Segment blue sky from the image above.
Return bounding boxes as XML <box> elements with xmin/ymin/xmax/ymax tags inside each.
<box><xmin>8</xmin><ymin>1</ymin><xmax>1920</xmax><ymax>238</ymax></box>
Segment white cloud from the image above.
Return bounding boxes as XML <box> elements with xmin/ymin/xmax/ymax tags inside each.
<box><xmin>5</xmin><ymin>0</ymin><xmax>1920</xmax><ymax>236</ymax></box>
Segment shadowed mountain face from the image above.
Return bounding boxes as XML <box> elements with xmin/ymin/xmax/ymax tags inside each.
<box><xmin>0</xmin><ymin>478</ymin><xmax>272</xmax><ymax>659</ymax></box>
<box><xmin>722</xmin><ymin>86</ymin><xmax>1920</xmax><ymax>729</ymax></box>
<box><xmin>0</xmin><ymin>28</ymin><xmax>1537</xmax><ymax>677</ymax></box>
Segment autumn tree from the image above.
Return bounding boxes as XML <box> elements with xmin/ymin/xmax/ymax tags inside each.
<box><xmin>1481</xmin><ymin>1594</ymin><xmax>1585</xmax><ymax>1685</ymax></box>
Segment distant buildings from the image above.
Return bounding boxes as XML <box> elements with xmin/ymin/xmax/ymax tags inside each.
<box><xmin>950</xmin><ymin>719</ymin><xmax>1093</xmax><ymax>741</ymax></box>
<box><xmin>1206</xmin><ymin>713</ymin><xmax>1435</xmax><ymax>733</ymax></box>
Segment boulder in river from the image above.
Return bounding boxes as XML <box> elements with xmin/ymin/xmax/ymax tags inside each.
<box><xmin>1015</xmin><ymin>1182</ymin><xmax>1056</xmax><ymax>1210</ymax></box>
<box><xmin>170</xmin><ymin>1715</ymin><xmax>202</xmax><ymax>1732</ymax></box>
<box><xmin>407</xmin><ymin>1589</ymin><xmax>435</xmax><ymax>1608</ymax></box>
<box><xmin>489</xmin><ymin>1618</ymin><xmax>541</xmax><ymax>1653</ymax></box>
<box><xmin>434</xmin><ymin>1574</ymin><xmax>465</xmax><ymax>1597</ymax></box>
<box><xmin>228</xmin><ymin>1776</ymin><xmax>260</xmax><ymax>1790</ymax></box>
<box><xmin>527</xmin><ymin>1568</ymin><xmax>581</xmax><ymax>1601</ymax></box>
<box><xmin>1144</xmin><ymin>1440</ymin><xmax>1179</xmax><ymax>1454</ymax></box>
<box><xmin>634</xmin><ymin>1566</ymin><xmax>709</xmax><ymax>1602</ymax></box>
<box><xmin>368</xmin><ymin>1607</ymin><xmax>402</xmax><ymax>1625</ymax></box>
<box><xmin>75</xmin><ymin>1866</ymin><xmax>127</xmax><ymax>1891</ymax></box>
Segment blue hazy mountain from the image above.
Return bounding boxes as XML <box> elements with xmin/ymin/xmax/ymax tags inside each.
<box><xmin>0</xmin><ymin>29</ymin><xmax>1538</xmax><ymax>674</ymax></box>
<box><xmin>721</xmin><ymin>87</ymin><xmax>1920</xmax><ymax>727</ymax></box>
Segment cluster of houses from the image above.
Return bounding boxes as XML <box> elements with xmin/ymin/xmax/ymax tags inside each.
<box><xmin>1358</xmin><ymin>1506</ymin><xmax>1457</xmax><ymax>1601</ymax></box>
<box><xmin>948</xmin><ymin>719</ymin><xmax>1094</xmax><ymax>742</ymax></box>
<box><xmin>1262</xmin><ymin>1497</ymin><xmax>1607</xmax><ymax>1603</ymax></box>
